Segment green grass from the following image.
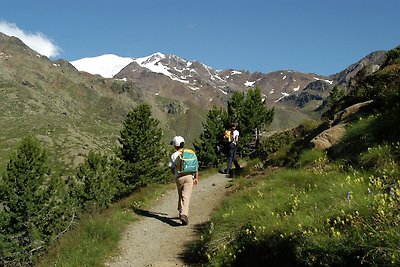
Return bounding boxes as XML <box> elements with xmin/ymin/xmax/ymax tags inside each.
<box><xmin>296</xmin><ymin>149</ymin><xmax>327</xmax><ymax>168</ymax></box>
<box><xmin>267</xmin><ymin>106</ymin><xmax>310</xmax><ymax>131</ymax></box>
<box><xmin>195</xmin><ymin>161</ymin><xmax>400</xmax><ymax>266</ymax></box>
<box><xmin>332</xmin><ymin>111</ymin><xmax>400</xmax><ymax>162</ymax></box>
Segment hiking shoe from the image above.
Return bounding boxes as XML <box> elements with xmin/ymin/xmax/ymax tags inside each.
<box><xmin>180</xmin><ymin>215</ymin><xmax>189</xmax><ymax>225</ymax></box>
<box><xmin>218</xmin><ymin>169</ymin><xmax>228</xmax><ymax>174</ymax></box>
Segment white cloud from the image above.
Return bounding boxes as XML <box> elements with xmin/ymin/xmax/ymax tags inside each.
<box><xmin>0</xmin><ymin>21</ymin><xmax>61</xmax><ymax>58</ymax></box>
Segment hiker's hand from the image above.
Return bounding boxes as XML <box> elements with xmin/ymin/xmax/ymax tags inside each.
<box><xmin>193</xmin><ymin>172</ymin><xmax>198</xmax><ymax>187</ymax></box>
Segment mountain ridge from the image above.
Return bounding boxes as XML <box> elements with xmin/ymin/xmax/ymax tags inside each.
<box><xmin>70</xmin><ymin>50</ymin><xmax>386</xmax><ymax>110</ymax></box>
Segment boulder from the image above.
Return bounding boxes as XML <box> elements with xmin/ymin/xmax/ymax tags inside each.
<box><xmin>332</xmin><ymin>100</ymin><xmax>374</xmax><ymax>125</ymax></box>
<box><xmin>311</xmin><ymin>123</ymin><xmax>347</xmax><ymax>150</ymax></box>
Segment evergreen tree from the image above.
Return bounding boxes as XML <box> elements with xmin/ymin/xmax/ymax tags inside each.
<box><xmin>227</xmin><ymin>91</ymin><xmax>245</xmax><ymax>125</ymax></box>
<box><xmin>0</xmin><ymin>137</ymin><xmax>73</xmax><ymax>266</ymax></box>
<box><xmin>72</xmin><ymin>151</ymin><xmax>118</xmax><ymax>211</ymax></box>
<box><xmin>328</xmin><ymin>85</ymin><xmax>345</xmax><ymax>107</ymax></box>
<box><xmin>194</xmin><ymin>106</ymin><xmax>228</xmax><ymax>168</ymax></box>
<box><xmin>239</xmin><ymin>87</ymin><xmax>274</xmax><ymax>155</ymax></box>
<box><xmin>118</xmin><ymin>103</ymin><xmax>169</xmax><ymax>193</ymax></box>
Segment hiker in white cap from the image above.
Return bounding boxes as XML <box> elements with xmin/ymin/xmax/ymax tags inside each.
<box><xmin>168</xmin><ymin>136</ymin><xmax>199</xmax><ymax>225</ymax></box>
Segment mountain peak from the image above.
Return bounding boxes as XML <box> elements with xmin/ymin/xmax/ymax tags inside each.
<box><xmin>134</xmin><ymin>52</ymin><xmax>166</xmax><ymax>65</ymax></box>
<box><xmin>71</xmin><ymin>54</ymin><xmax>134</xmax><ymax>78</ymax></box>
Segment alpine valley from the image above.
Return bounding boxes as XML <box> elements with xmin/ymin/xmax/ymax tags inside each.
<box><xmin>0</xmin><ymin>32</ymin><xmax>387</xmax><ymax>171</ymax></box>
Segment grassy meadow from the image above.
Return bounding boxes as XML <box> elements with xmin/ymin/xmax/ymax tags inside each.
<box><xmin>193</xmin><ymin>148</ymin><xmax>399</xmax><ymax>266</ymax></box>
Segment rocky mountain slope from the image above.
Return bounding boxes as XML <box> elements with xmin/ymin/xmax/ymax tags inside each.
<box><xmin>72</xmin><ymin>50</ymin><xmax>386</xmax><ymax>110</ymax></box>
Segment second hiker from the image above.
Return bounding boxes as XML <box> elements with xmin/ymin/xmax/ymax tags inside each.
<box><xmin>222</xmin><ymin>122</ymin><xmax>241</xmax><ymax>175</ymax></box>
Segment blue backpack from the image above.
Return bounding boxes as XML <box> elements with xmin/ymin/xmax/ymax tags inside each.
<box><xmin>177</xmin><ymin>148</ymin><xmax>198</xmax><ymax>174</ymax></box>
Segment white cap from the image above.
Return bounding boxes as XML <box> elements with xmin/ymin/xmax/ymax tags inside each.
<box><xmin>171</xmin><ymin>136</ymin><xmax>185</xmax><ymax>147</ymax></box>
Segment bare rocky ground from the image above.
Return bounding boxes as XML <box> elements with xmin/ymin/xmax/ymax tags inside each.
<box><xmin>106</xmin><ymin>172</ymin><xmax>233</xmax><ymax>267</ymax></box>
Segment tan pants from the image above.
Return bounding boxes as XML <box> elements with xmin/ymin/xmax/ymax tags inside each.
<box><xmin>175</xmin><ymin>174</ymin><xmax>194</xmax><ymax>217</ymax></box>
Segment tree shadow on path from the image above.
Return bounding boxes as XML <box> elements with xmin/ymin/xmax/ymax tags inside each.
<box><xmin>132</xmin><ymin>207</ymin><xmax>183</xmax><ymax>227</ymax></box>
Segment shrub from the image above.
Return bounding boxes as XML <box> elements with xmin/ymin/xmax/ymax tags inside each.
<box><xmin>258</xmin><ymin>130</ymin><xmax>296</xmax><ymax>166</ymax></box>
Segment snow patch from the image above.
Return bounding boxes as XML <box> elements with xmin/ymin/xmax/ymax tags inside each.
<box><xmin>274</xmin><ymin>92</ymin><xmax>290</xmax><ymax>102</ymax></box>
<box><xmin>188</xmin><ymin>85</ymin><xmax>199</xmax><ymax>91</ymax></box>
<box><xmin>219</xmin><ymin>88</ymin><xmax>228</xmax><ymax>95</ymax></box>
<box><xmin>293</xmin><ymin>85</ymin><xmax>300</xmax><ymax>91</ymax></box>
<box><xmin>231</xmin><ymin>70</ymin><xmax>242</xmax><ymax>75</ymax></box>
<box><xmin>245</xmin><ymin>80</ymin><xmax>256</xmax><ymax>87</ymax></box>
<box><xmin>245</xmin><ymin>78</ymin><xmax>262</xmax><ymax>87</ymax></box>
<box><xmin>313</xmin><ymin>77</ymin><xmax>333</xmax><ymax>84</ymax></box>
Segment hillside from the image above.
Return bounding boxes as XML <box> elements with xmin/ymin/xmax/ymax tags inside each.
<box><xmin>0</xmin><ymin>33</ymin><xmax>135</xmax><ymax>172</ymax></box>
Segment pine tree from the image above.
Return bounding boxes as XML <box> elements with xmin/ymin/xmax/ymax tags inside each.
<box><xmin>194</xmin><ymin>106</ymin><xmax>228</xmax><ymax>168</ymax></box>
<box><xmin>328</xmin><ymin>85</ymin><xmax>345</xmax><ymax>107</ymax></box>
<box><xmin>0</xmin><ymin>137</ymin><xmax>73</xmax><ymax>266</ymax></box>
<box><xmin>240</xmin><ymin>87</ymin><xmax>274</xmax><ymax>155</ymax></box>
<box><xmin>72</xmin><ymin>151</ymin><xmax>118</xmax><ymax>211</ymax></box>
<box><xmin>227</xmin><ymin>91</ymin><xmax>245</xmax><ymax>125</ymax></box>
<box><xmin>118</xmin><ymin>103</ymin><xmax>169</xmax><ymax>193</ymax></box>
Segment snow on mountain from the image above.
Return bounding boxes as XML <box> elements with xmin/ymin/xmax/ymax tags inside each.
<box><xmin>69</xmin><ymin>51</ymin><xmax>340</xmax><ymax>106</ymax></box>
<box><xmin>132</xmin><ymin>52</ymin><xmax>191</xmax><ymax>84</ymax></box>
<box><xmin>71</xmin><ymin>54</ymin><xmax>134</xmax><ymax>78</ymax></box>
<box><xmin>71</xmin><ymin>52</ymin><xmax>227</xmax><ymax>89</ymax></box>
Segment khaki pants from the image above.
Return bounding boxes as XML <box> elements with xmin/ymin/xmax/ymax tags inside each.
<box><xmin>175</xmin><ymin>174</ymin><xmax>194</xmax><ymax>217</ymax></box>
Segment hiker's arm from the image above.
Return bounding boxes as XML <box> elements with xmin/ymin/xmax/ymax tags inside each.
<box><xmin>193</xmin><ymin>171</ymin><xmax>199</xmax><ymax>186</ymax></box>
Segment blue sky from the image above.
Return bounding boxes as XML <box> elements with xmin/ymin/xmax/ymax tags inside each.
<box><xmin>1</xmin><ymin>0</ymin><xmax>399</xmax><ymax>75</ymax></box>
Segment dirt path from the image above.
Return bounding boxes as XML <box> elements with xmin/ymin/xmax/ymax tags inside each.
<box><xmin>106</xmin><ymin>173</ymin><xmax>232</xmax><ymax>267</ymax></box>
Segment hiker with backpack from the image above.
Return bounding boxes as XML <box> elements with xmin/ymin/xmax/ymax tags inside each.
<box><xmin>169</xmin><ymin>136</ymin><xmax>199</xmax><ymax>225</ymax></box>
<box><xmin>221</xmin><ymin>123</ymin><xmax>242</xmax><ymax>175</ymax></box>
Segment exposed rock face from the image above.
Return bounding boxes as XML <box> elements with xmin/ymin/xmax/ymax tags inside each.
<box><xmin>311</xmin><ymin>123</ymin><xmax>347</xmax><ymax>150</ymax></box>
<box><xmin>304</xmin><ymin>80</ymin><xmax>331</xmax><ymax>92</ymax></box>
<box><xmin>332</xmin><ymin>100</ymin><xmax>374</xmax><ymax>125</ymax></box>
<box><xmin>283</xmin><ymin>92</ymin><xmax>323</xmax><ymax>108</ymax></box>
<box><xmin>311</xmin><ymin>100</ymin><xmax>374</xmax><ymax>150</ymax></box>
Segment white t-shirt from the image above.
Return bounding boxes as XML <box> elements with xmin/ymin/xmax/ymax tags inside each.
<box><xmin>232</xmin><ymin>129</ymin><xmax>239</xmax><ymax>145</ymax></box>
<box><xmin>169</xmin><ymin>150</ymin><xmax>181</xmax><ymax>177</ymax></box>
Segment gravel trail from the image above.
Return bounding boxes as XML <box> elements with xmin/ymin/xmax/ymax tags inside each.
<box><xmin>106</xmin><ymin>173</ymin><xmax>232</xmax><ymax>267</ymax></box>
